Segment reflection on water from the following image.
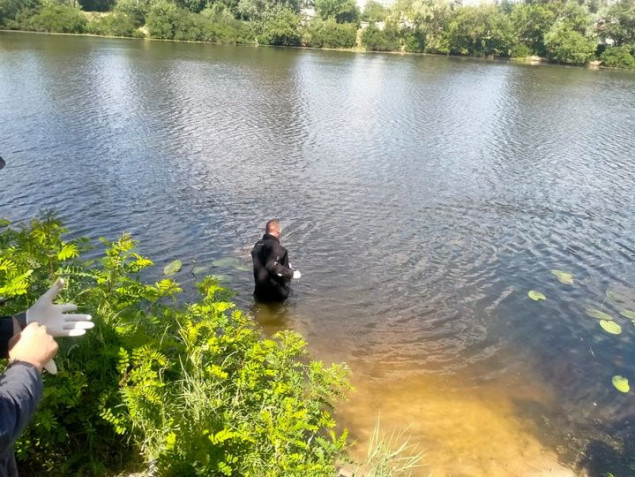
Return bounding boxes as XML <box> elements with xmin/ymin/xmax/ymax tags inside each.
<box><xmin>2</xmin><ymin>32</ymin><xmax>635</xmax><ymax>475</ymax></box>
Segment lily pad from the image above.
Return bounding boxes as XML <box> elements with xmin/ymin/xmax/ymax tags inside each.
<box><xmin>585</xmin><ymin>308</ymin><xmax>613</xmax><ymax>321</ymax></box>
<box><xmin>235</xmin><ymin>264</ymin><xmax>251</xmax><ymax>272</ymax></box>
<box><xmin>211</xmin><ymin>274</ymin><xmax>232</xmax><ymax>283</ymax></box>
<box><xmin>606</xmin><ymin>287</ymin><xmax>635</xmax><ymax>308</ymax></box>
<box><xmin>599</xmin><ymin>320</ymin><xmax>621</xmax><ymax>335</ymax></box>
<box><xmin>619</xmin><ymin>310</ymin><xmax>635</xmax><ymax>320</ymax></box>
<box><xmin>212</xmin><ymin>258</ymin><xmax>241</xmax><ymax>268</ymax></box>
<box><xmin>551</xmin><ymin>269</ymin><xmax>574</xmax><ymax>285</ymax></box>
<box><xmin>192</xmin><ymin>266</ymin><xmax>209</xmax><ymax>275</ymax></box>
<box><xmin>528</xmin><ymin>290</ymin><xmax>546</xmax><ymax>301</ymax></box>
<box><xmin>164</xmin><ymin>259</ymin><xmax>182</xmax><ymax>276</ymax></box>
<box><xmin>612</xmin><ymin>375</ymin><xmax>630</xmax><ymax>393</ymax></box>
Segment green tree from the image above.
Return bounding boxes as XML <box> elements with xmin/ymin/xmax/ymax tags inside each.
<box><xmin>258</xmin><ymin>5</ymin><xmax>301</xmax><ymax>45</ymax></box>
<box><xmin>361</xmin><ymin>22</ymin><xmax>401</xmax><ymax>51</ymax></box>
<box><xmin>237</xmin><ymin>0</ymin><xmax>300</xmax><ymax>21</ymax></box>
<box><xmin>510</xmin><ymin>2</ymin><xmax>558</xmax><ymax>56</ymax></box>
<box><xmin>0</xmin><ymin>0</ymin><xmax>41</xmax><ymax>26</ymax></box>
<box><xmin>174</xmin><ymin>0</ymin><xmax>207</xmax><ymax>14</ymax></box>
<box><xmin>114</xmin><ymin>0</ymin><xmax>156</xmax><ymax>26</ymax></box>
<box><xmin>315</xmin><ymin>0</ymin><xmax>358</xmax><ymax>23</ymax></box>
<box><xmin>600</xmin><ymin>44</ymin><xmax>635</xmax><ymax>67</ymax></box>
<box><xmin>361</xmin><ymin>0</ymin><xmax>386</xmax><ymax>22</ymax></box>
<box><xmin>146</xmin><ymin>0</ymin><xmax>179</xmax><ymax>38</ymax></box>
<box><xmin>402</xmin><ymin>25</ymin><xmax>426</xmax><ymax>52</ymax></box>
<box><xmin>24</xmin><ymin>3</ymin><xmax>87</xmax><ymax>32</ymax></box>
<box><xmin>305</xmin><ymin>17</ymin><xmax>357</xmax><ymax>47</ymax></box>
<box><xmin>599</xmin><ymin>0</ymin><xmax>635</xmax><ymax>46</ymax></box>
<box><xmin>558</xmin><ymin>1</ymin><xmax>593</xmax><ymax>33</ymax></box>
<box><xmin>87</xmin><ymin>11</ymin><xmax>142</xmax><ymax>36</ymax></box>
<box><xmin>444</xmin><ymin>5</ymin><xmax>517</xmax><ymax>57</ymax></box>
<box><xmin>146</xmin><ymin>0</ymin><xmax>208</xmax><ymax>40</ymax></box>
<box><xmin>544</xmin><ymin>21</ymin><xmax>597</xmax><ymax>63</ymax></box>
<box><xmin>390</xmin><ymin>0</ymin><xmax>453</xmax><ymax>52</ymax></box>
<box><xmin>79</xmin><ymin>0</ymin><xmax>115</xmax><ymax>12</ymax></box>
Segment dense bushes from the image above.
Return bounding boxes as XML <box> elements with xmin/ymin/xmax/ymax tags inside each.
<box><xmin>444</xmin><ymin>5</ymin><xmax>515</xmax><ymax>57</ymax></box>
<box><xmin>361</xmin><ymin>23</ymin><xmax>401</xmax><ymax>51</ymax></box>
<box><xmin>22</xmin><ymin>4</ymin><xmax>87</xmax><ymax>32</ymax></box>
<box><xmin>145</xmin><ymin>1</ymin><xmax>253</xmax><ymax>42</ymax></box>
<box><xmin>258</xmin><ymin>6</ymin><xmax>301</xmax><ymax>46</ymax></box>
<box><xmin>544</xmin><ymin>22</ymin><xmax>597</xmax><ymax>64</ymax></box>
<box><xmin>0</xmin><ymin>215</ymin><xmax>350</xmax><ymax>475</ymax></box>
<box><xmin>402</xmin><ymin>27</ymin><xmax>425</xmax><ymax>53</ymax></box>
<box><xmin>600</xmin><ymin>45</ymin><xmax>635</xmax><ymax>68</ymax></box>
<box><xmin>86</xmin><ymin>11</ymin><xmax>140</xmax><ymax>36</ymax></box>
<box><xmin>305</xmin><ymin>18</ymin><xmax>357</xmax><ymax>48</ymax></box>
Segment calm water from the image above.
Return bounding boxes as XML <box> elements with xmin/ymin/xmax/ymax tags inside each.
<box><xmin>1</xmin><ymin>31</ymin><xmax>635</xmax><ymax>475</ymax></box>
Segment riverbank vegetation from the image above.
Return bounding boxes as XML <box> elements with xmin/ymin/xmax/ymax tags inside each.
<box><xmin>0</xmin><ymin>214</ymin><xmax>352</xmax><ymax>475</ymax></box>
<box><xmin>1</xmin><ymin>0</ymin><xmax>634</xmax><ymax>67</ymax></box>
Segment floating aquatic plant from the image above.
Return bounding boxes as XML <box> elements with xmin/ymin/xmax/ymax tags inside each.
<box><xmin>619</xmin><ymin>310</ymin><xmax>635</xmax><ymax>321</ymax></box>
<box><xmin>164</xmin><ymin>259</ymin><xmax>182</xmax><ymax>275</ymax></box>
<box><xmin>612</xmin><ymin>375</ymin><xmax>630</xmax><ymax>393</ymax></box>
<box><xmin>551</xmin><ymin>269</ymin><xmax>574</xmax><ymax>284</ymax></box>
<box><xmin>212</xmin><ymin>257</ymin><xmax>240</xmax><ymax>267</ymax></box>
<box><xmin>599</xmin><ymin>320</ymin><xmax>621</xmax><ymax>335</ymax></box>
<box><xmin>528</xmin><ymin>290</ymin><xmax>546</xmax><ymax>301</ymax></box>
<box><xmin>191</xmin><ymin>266</ymin><xmax>208</xmax><ymax>275</ymax></box>
<box><xmin>585</xmin><ymin>308</ymin><xmax>613</xmax><ymax>321</ymax></box>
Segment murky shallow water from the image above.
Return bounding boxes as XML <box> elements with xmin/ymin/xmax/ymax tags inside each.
<box><xmin>1</xmin><ymin>31</ymin><xmax>635</xmax><ymax>475</ymax></box>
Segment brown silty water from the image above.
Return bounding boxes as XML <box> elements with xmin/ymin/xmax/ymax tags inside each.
<box><xmin>253</xmin><ymin>304</ymin><xmax>577</xmax><ymax>476</ymax></box>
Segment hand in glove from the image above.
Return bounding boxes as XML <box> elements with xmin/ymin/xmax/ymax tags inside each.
<box><xmin>27</xmin><ymin>279</ymin><xmax>94</xmax><ymax>337</ymax></box>
<box><xmin>292</xmin><ymin>270</ymin><xmax>301</xmax><ymax>279</ymax></box>
<box><xmin>26</xmin><ymin>279</ymin><xmax>94</xmax><ymax>374</ymax></box>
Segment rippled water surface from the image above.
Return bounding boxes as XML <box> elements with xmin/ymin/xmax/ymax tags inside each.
<box><xmin>2</xmin><ymin>32</ymin><xmax>635</xmax><ymax>475</ymax></box>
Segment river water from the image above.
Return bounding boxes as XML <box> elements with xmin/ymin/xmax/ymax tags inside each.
<box><xmin>1</xmin><ymin>31</ymin><xmax>635</xmax><ymax>476</ymax></box>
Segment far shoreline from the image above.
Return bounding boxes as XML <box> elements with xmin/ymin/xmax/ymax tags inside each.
<box><xmin>1</xmin><ymin>28</ymin><xmax>633</xmax><ymax>72</ymax></box>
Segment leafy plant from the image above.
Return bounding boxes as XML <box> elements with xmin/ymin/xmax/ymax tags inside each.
<box><xmin>86</xmin><ymin>11</ymin><xmax>141</xmax><ymax>37</ymax></box>
<box><xmin>24</xmin><ymin>4</ymin><xmax>87</xmax><ymax>33</ymax></box>
<box><xmin>305</xmin><ymin>18</ymin><xmax>357</xmax><ymax>48</ymax></box>
<box><xmin>361</xmin><ymin>23</ymin><xmax>401</xmax><ymax>52</ymax></box>
<box><xmin>0</xmin><ymin>214</ymin><xmax>351</xmax><ymax>475</ymax></box>
<box><xmin>600</xmin><ymin>45</ymin><xmax>635</xmax><ymax>69</ymax></box>
<box><xmin>258</xmin><ymin>5</ymin><xmax>302</xmax><ymax>46</ymax></box>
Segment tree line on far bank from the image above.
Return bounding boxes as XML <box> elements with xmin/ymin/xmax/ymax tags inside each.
<box><xmin>0</xmin><ymin>0</ymin><xmax>634</xmax><ymax>68</ymax></box>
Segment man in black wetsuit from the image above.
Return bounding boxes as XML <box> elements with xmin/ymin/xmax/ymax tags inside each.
<box><xmin>251</xmin><ymin>219</ymin><xmax>301</xmax><ymax>302</ymax></box>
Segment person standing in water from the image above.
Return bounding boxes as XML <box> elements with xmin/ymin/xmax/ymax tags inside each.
<box><xmin>251</xmin><ymin>220</ymin><xmax>301</xmax><ymax>302</ymax></box>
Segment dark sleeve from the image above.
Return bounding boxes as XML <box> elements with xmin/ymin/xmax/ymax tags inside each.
<box><xmin>0</xmin><ymin>362</ymin><xmax>43</xmax><ymax>455</ymax></box>
<box><xmin>0</xmin><ymin>318</ymin><xmax>14</xmax><ymax>360</ymax></box>
<box><xmin>265</xmin><ymin>246</ymin><xmax>294</xmax><ymax>280</ymax></box>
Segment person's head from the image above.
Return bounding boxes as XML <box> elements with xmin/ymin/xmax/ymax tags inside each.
<box><xmin>266</xmin><ymin>219</ymin><xmax>281</xmax><ymax>238</ymax></box>
<box><xmin>0</xmin><ymin>156</ymin><xmax>5</xmax><ymax>171</ymax></box>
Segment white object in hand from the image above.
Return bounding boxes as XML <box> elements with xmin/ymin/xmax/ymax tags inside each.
<box><xmin>27</xmin><ymin>279</ymin><xmax>94</xmax><ymax>337</ymax></box>
<box><xmin>292</xmin><ymin>270</ymin><xmax>301</xmax><ymax>279</ymax></box>
<box><xmin>27</xmin><ymin>279</ymin><xmax>94</xmax><ymax>374</ymax></box>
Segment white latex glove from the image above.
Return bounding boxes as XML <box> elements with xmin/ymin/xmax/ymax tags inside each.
<box><xmin>26</xmin><ymin>279</ymin><xmax>94</xmax><ymax>374</ymax></box>
<box><xmin>292</xmin><ymin>270</ymin><xmax>301</xmax><ymax>279</ymax></box>
<box><xmin>27</xmin><ymin>279</ymin><xmax>94</xmax><ymax>337</ymax></box>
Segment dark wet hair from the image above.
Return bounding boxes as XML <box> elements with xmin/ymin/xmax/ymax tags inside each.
<box><xmin>0</xmin><ymin>156</ymin><xmax>4</xmax><ymax>171</ymax></box>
